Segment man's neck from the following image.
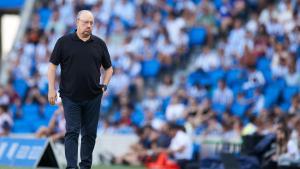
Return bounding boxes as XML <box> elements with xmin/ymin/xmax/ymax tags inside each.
<box><xmin>76</xmin><ymin>31</ymin><xmax>90</xmax><ymax>42</ymax></box>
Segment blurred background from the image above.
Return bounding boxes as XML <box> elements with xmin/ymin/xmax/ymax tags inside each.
<box><xmin>0</xmin><ymin>0</ymin><xmax>300</xmax><ymax>169</ymax></box>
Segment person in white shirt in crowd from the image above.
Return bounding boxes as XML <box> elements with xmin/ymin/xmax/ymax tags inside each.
<box><xmin>157</xmin><ymin>74</ymin><xmax>177</xmax><ymax>99</ymax></box>
<box><xmin>113</xmin><ymin>0</ymin><xmax>135</xmax><ymax>26</ymax></box>
<box><xmin>194</xmin><ymin>46</ymin><xmax>220</xmax><ymax>72</ymax></box>
<box><xmin>243</xmin><ymin>66</ymin><xmax>265</xmax><ymax>90</ymax></box>
<box><xmin>142</xmin><ymin>88</ymin><xmax>161</xmax><ymax>113</ymax></box>
<box><xmin>271</xmin><ymin>52</ymin><xmax>289</xmax><ymax>78</ymax></box>
<box><xmin>166</xmin><ymin>95</ymin><xmax>186</xmax><ymax>122</ymax></box>
<box><xmin>165</xmin><ymin>11</ymin><xmax>186</xmax><ymax>46</ymax></box>
<box><xmin>259</xmin><ymin>2</ymin><xmax>279</xmax><ymax>26</ymax></box>
<box><xmin>108</xmin><ymin>67</ymin><xmax>130</xmax><ymax>96</ymax></box>
<box><xmin>167</xmin><ymin>123</ymin><xmax>193</xmax><ymax>169</ymax></box>
<box><xmin>285</xmin><ymin>61</ymin><xmax>300</xmax><ymax>87</ymax></box>
<box><xmin>212</xmin><ymin>79</ymin><xmax>233</xmax><ymax>107</ymax></box>
<box><xmin>0</xmin><ymin>86</ymin><xmax>9</xmax><ymax>106</ymax></box>
<box><xmin>226</xmin><ymin>19</ymin><xmax>247</xmax><ymax>59</ymax></box>
<box><xmin>288</xmin><ymin>94</ymin><xmax>300</xmax><ymax>115</ymax></box>
<box><xmin>0</xmin><ymin>105</ymin><xmax>13</xmax><ymax>136</ymax></box>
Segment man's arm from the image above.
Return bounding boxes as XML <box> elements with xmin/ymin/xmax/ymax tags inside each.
<box><xmin>48</xmin><ymin>63</ymin><xmax>57</xmax><ymax>105</ymax></box>
<box><xmin>101</xmin><ymin>66</ymin><xmax>113</xmax><ymax>92</ymax></box>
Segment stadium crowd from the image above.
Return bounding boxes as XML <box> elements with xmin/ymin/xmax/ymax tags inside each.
<box><xmin>1</xmin><ymin>0</ymin><xmax>300</xmax><ymax>168</ymax></box>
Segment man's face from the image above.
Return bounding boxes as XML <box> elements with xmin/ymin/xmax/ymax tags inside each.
<box><xmin>76</xmin><ymin>13</ymin><xmax>94</xmax><ymax>37</ymax></box>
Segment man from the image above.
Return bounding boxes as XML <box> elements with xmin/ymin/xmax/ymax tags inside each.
<box><xmin>48</xmin><ymin>10</ymin><xmax>113</xmax><ymax>169</ymax></box>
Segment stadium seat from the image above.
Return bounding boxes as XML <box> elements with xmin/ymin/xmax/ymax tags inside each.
<box><xmin>12</xmin><ymin>119</ymin><xmax>33</xmax><ymax>133</ymax></box>
<box><xmin>13</xmin><ymin>78</ymin><xmax>28</xmax><ymax>99</ymax></box>
<box><xmin>264</xmin><ymin>84</ymin><xmax>281</xmax><ymax>108</ymax></box>
<box><xmin>283</xmin><ymin>86</ymin><xmax>299</xmax><ymax>103</ymax></box>
<box><xmin>187</xmin><ymin>27</ymin><xmax>206</xmax><ymax>47</ymax></box>
<box><xmin>231</xmin><ymin>102</ymin><xmax>248</xmax><ymax>117</ymax></box>
<box><xmin>43</xmin><ymin>104</ymin><xmax>58</xmax><ymax>120</ymax></box>
<box><xmin>142</xmin><ymin>59</ymin><xmax>160</xmax><ymax>78</ymax></box>
<box><xmin>21</xmin><ymin>103</ymin><xmax>40</xmax><ymax>121</ymax></box>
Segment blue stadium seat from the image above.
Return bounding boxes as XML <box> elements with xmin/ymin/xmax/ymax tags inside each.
<box><xmin>22</xmin><ymin>103</ymin><xmax>40</xmax><ymax>121</ymax></box>
<box><xmin>101</xmin><ymin>96</ymin><xmax>113</xmax><ymax>116</ymax></box>
<box><xmin>212</xmin><ymin>103</ymin><xmax>226</xmax><ymax>115</ymax></box>
<box><xmin>142</xmin><ymin>59</ymin><xmax>160</xmax><ymax>78</ymax></box>
<box><xmin>39</xmin><ymin>7</ymin><xmax>52</xmax><ymax>28</ymax></box>
<box><xmin>154</xmin><ymin>111</ymin><xmax>166</xmax><ymax>120</ymax></box>
<box><xmin>256</xmin><ymin>57</ymin><xmax>270</xmax><ymax>71</ymax></box>
<box><xmin>280</xmin><ymin>102</ymin><xmax>290</xmax><ymax>113</ymax></box>
<box><xmin>31</xmin><ymin>119</ymin><xmax>49</xmax><ymax>132</ymax></box>
<box><xmin>12</xmin><ymin>119</ymin><xmax>32</xmax><ymax>133</ymax></box>
<box><xmin>131</xmin><ymin>110</ymin><xmax>144</xmax><ymax>127</ymax></box>
<box><xmin>283</xmin><ymin>86</ymin><xmax>299</xmax><ymax>103</ymax></box>
<box><xmin>231</xmin><ymin>102</ymin><xmax>248</xmax><ymax>117</ymax></box>
<box><xmin>208</xmin><ymin>68</ymin><xmax>225</xmax><ymax>87</ymax></box>
<box><xmin>187</xmin><ymin>27</ymin><xmax>206</xmax><ymax>47</ymax></box>
<box><xmin>226</xmin><ymin>68</ymin><xmax>246</xmax><ymax>87</ymax></box>
<box><xmin>264</xmin><ymin>84</ymin><xmax>281</xmax><ymax>108</ymax></box>
<box><xmin>13</xmin><ymin>78</ymin><xmax>28</xmax><ymax>99</ymax></box>
<box><xmin>43</xmin><ymin>104</ymin><xmax>58</xmax><ymax>120</ymax></box>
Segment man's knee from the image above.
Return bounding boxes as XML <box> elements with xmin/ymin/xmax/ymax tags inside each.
<box><xmin>65</xmin><ymin>126</ymin><xmax>80</xmax><ymax>138</ymax></box>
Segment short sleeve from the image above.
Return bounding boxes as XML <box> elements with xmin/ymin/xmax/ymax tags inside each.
<box><xmin>100</xmin><ymin>40</ymin><xmax>112</xmax><ymax>69</ymax></box>
<box><xmin>49</xmin><ymin>38</ymin><xmax>63</xmax><ymax>65</ymax></box>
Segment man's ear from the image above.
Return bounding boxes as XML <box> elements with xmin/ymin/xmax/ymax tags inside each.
<box><xmin>76</xmin><ymin>19</ymin><xmax>79</xmax><ymax>27</ymax></box>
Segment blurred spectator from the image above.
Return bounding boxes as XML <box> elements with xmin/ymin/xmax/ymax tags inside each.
<box><xmin>142</xmin><ymin>88</ymin><xmax>161</xmax><ymax>113</ymax></box>
<box><xmin>0</xmin><ymin>86</ymin><xmax>9</xmax><ymax>106</ymax></box>
<box><xmin>212</xmin><ymin>79</ymin><xmax>233</xmax><ymax>107</ymax></box>
<box><xmin>166</xmin><ymin>95</ymin><xmax>185</xmax><ymax>122</ymax></box>
<box><xmin>289</xmin><ymin>95</ymin><xmax>300</xmax><ymax>115</ymax></box>
<box><xmin>194</xmin><ymin>46</ymin><xmax>220</xmax><ymax>72</ymax></box>
<box><xmin>0</xmin><ymin>105</ymin><xmax>13</xmax><ymax>136</ymax></box>
<box><xmin>157</xmin><ymin>75</ymin><xmax>177</xmax><ymax>99</ymax></box>
<box><xmin>114</xmin><ymin>125</ymin><xmax>152</xmax><ymax>166</ymax></box>
<box><xmin>243</xmin><ymin>66</ymin><xmax>265</xmax><ymax>90</ymax></box>
<box><xmin>35</xmin><ymin>100</ymin><xmax>65</xmax><ymax>142</ymax></box>
<box><xmin>167</xmin><ymin>123</ymin><xmax>193</xmax><ymax>169</ymax></box>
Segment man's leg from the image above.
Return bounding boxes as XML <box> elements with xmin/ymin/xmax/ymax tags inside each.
<box><xmin>79</xmin><ymin>94</ymin><xmax>102</xmax><ymax>169</ymax></box>
<box><xmin>62</xmin><ymin>97</ymin><xmax>82</xmax><ymax>169</ymax></box>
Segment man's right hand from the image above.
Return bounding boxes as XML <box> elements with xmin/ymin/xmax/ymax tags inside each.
<box><xmin>48</xmin><ymin>89</ymin><xmax>57</xmax><ymax>105</ymax></box>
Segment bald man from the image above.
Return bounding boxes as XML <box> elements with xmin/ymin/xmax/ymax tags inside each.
<box><xmin>48</xmin><ymin>10</ymin><xmax>113</xmax><ymax>169</ymax></box>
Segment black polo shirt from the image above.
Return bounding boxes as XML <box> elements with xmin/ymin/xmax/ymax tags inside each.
<box><xmin>50</xmin><ymin>32</ymin><xmax>112</xmax><ymax>102</ymax></box>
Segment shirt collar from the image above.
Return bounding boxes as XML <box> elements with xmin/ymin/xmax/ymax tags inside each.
<box><xmin>72</xmin><ymin>30</ymin><xmax>94</xmax><ymax>42</ymax></box>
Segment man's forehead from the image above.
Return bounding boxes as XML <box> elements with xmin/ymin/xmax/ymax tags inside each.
<box><xmin>77</xmin><ymin>11</ymin><xmax>94</xmax><ymax>20</ymax></box>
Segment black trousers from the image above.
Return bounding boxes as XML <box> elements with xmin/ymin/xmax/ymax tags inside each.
<box><xmin>62</xmin><ymin>94</ymin><xmax>102</xmax><ymax>169</ymax></box>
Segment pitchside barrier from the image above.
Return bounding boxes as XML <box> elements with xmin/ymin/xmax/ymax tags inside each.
<box><xmin>0</xmin><ymin>137</ymin><xmax>62</xmax><ymax>169</ymax></box>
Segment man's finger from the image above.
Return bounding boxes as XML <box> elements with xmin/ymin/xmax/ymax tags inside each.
<box><xmin>50</xmin><ymin>97</ymin><xmax>55</xmax><ymax>105</ymax></box>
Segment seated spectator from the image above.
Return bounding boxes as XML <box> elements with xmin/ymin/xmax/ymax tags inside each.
<box><xmin>0</xmin><ymin>86</ymin><xmax>9</xmax><ymax>106</ymax></box>
<box><xmin>263</xmin><ymin>126</ymin><xmax>299</xmax><ymax>169</ymax></box>
<box><xmin>194</xmin><ymin>46</ymin><xmax>220</xmax><ymax>72</ymax></box>
<box><xmin>243</xmin><ymin>66</ymin><xmax>265</xmax><ymax>90</ymax></box>
<box><xmin>142</xmin><ymin>88</ymin><xmax>161</xmax><ymax>113</ymax></box>
<box><xmin>35</xmin><ymin>99</ymin><xmax>65</xmax><ymax>142</ymax></box>
<box><xmin>285</xmin><ymin>62</ymin><xmax>300</xmax><ymax>87</ymax></box>
<box><xmin>166</xmin><ymin>123</ymin><xmax>193</xmax><ymax>169</ymax></box>
<box><xmin>271</xmin><ymin>53</ymin><xmax>289</xmax><ymax>78</ymax></box>
<box><xmin>203</xmin><ymin>115</ymin><xmax>223</xmax><ymax>137</ymax></box>
<box><xmin>114</xmin><ymin>125</ymin><xmax>152</xmax><ymax>166</ymax></box>
<box><xmin>288</xmin><ymin>94</ymin><xmax>300</xmax><ymax>115</ymax></box>
<box><xmin>212</xmin><ymin>79</ymin><xmax>233</xmax><ymax>107</ymax></box>
<box><xmin>166</xmin><ymin>95</ymin><xmax>186</xmax><ymax>122</ymax></box>
<box><xmin>157</xmin><ymin>75</ymin><xmax>177</xmax><ymax>99</ymax></box>
<box><xmin>0</xmin><ymin>105</ymin><xmax>13</xmax><ymax>136</ymax></box>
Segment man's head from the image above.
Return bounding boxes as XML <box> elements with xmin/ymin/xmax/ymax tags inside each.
<box><xmin>76</xmin><ymin>10</ymin><xmax>94</xmax><ymax>37</ymax></box>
